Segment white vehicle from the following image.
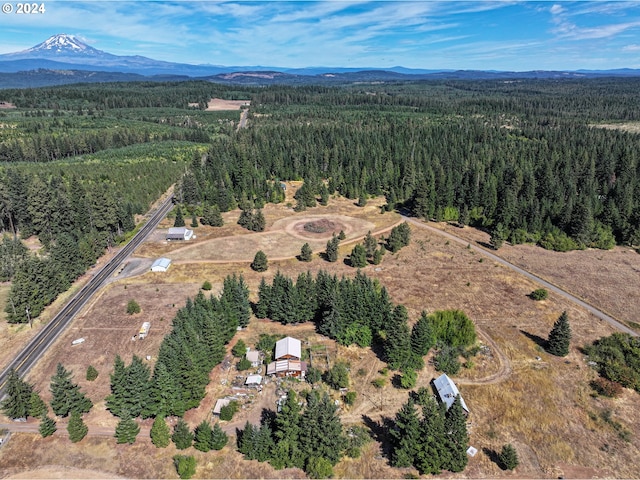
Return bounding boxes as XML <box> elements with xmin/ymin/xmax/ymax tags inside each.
<box><xmin>139</xmin><ymin>322</ymin><xmax>151</xmax><ymax>339</ymax></box>
<box><xmin>71</xmin><ymin>338</ymin><xmax>85</xmax><ymax>346</ymax></box>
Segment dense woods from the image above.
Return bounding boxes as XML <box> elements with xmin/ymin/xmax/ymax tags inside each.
<box><xmin>2</xmin><ymin>78</ymin><xmax>640</xmax><ymax>324</ymax></box>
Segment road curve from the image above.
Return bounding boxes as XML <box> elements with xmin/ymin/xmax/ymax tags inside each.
<box><xmin>0</xmin><ymin>197</ymin><xmax>174</xmax><ymax>396</ymax></box>
<box><xmin>402</xmin><ymin>216</ymin><xmax>638</xmax><ymax>337</ymax></box>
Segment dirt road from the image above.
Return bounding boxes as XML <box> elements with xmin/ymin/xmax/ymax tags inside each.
<box><xmin>402</xmin><ymin>216</ymin><xmax>638</xmax><ymax>337</ymax></box>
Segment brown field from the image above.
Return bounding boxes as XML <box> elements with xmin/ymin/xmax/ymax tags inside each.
<box><xmin>594</xmin><ymin>122</ymin><xmax>640</xmax><ymax>134</ymax></box>
<box><xmin>1</xmin><ymin>194</ymin><xmax>640</xmax><ymax>479</ymax></box>
<box><xmin>205</xmin><ymin>98</ymin><xmax>250</xmax><ymax>111</ymax></box>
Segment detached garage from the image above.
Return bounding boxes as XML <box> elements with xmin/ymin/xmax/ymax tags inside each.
<box><xmin>166</xmin><ymin>227</ymin><xmax>193</xmax><ymax>241</ymax></box>
<box><xmin>151</xmin><ymin>257</ymin><xmax>172</xmax><ymax>272</ymax></box>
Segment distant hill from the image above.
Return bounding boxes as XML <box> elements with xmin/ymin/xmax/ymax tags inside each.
<box><xmin>1</xmin><ymin>34</ymin><xmax>640</xmax><ymax>88</ymax></box>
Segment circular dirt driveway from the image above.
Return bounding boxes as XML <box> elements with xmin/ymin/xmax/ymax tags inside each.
<box><xmin>167</xmin><ymin>214</ymin><xmax>377</xmax><ymax>262</ymax></box>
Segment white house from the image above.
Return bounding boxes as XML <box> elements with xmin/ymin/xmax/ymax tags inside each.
<box><xmin>150</xmin><ymin>257</ymin><xmax>172</xmax><ymax>272</ymax></box>
<box><xmin>166</xmin><ymin>227</ymin><xmax>193</xmax><ymax>241</ymax></box>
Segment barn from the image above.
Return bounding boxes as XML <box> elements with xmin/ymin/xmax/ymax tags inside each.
<box><xmin>150</xmin><ymin>257</ymin><xmax>172</xmax><ymax>272</ymax></box>
<box><xmin>166</xmin><ymin>227</ymin><xmax>193</xmax><ymax>241</ymax></box>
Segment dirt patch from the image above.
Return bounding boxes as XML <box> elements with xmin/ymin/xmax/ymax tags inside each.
<box><xmin>0</xmin><ymin>102</ymin><xmax>16</xmax><ymax>109</ymax></box>
<box><xmin>205</xmin><ymin>98</ymin><xmax>250</xmax><ymax>111</ymax></box>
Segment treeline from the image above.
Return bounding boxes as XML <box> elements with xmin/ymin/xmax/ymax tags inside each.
<box><xmin>1</xmin><ymin>81</ymin><xmax>254</xmax><ymax>110</ymax></box>
<box><xmin>389</xmin><ymin>389</ymin><xmax>469</xmax><ymax>474</ymax></box>
<box><xmin>237</xmin><ymin>389</ymin><xmax>362</xmax><ymax>478</ymax></box>
<box><xmin>1</xmin><ymin>143</ymin><xmax>196</xmax><ymax>323</ymax></box>
<box><xmin>256</xmin><ymin>270</ymin><xmax>476</xmax><ymax>381</ymax></box>
<box><xmin>106</xmin><ymin>275</ymin><xmax>249</xmax><ymax>418</ymax></box>
<box><xmin>175</xmin><ymin>80</ymin><xmax>640</xmax><ymax>247</ymax></box>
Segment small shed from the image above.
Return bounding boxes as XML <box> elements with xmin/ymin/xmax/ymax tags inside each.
<box><xmin>245</xmin><ymin>374</ymin><xmax>262</xmax><ymax>386</ymax></box>
<box><xmin>166</xmin><ymin>227</ymin><xmax>193</xmax><ymax>241</ymax></box>
<box><xmin>213</xmin><ymin>398</ymin><xmax>232</xmax><ymax>415</ymax></box>
<box><xmin>246</xmin><ymin>350</ymin><xmax>261</xmax><ymax>367</ymax></box>
<box><xmin>433</xmin><ymin>373</ymin><xmax>469</xmax><ymax>414</ymax></box>
<box><xmin>275</xmin><ymin>336</ymin><xmax>301</xmax><ymax>361</ymax></box>
<box><xmin>151</xmin><ymin>257</ymin><xmax>172</xmax><ymax>272</ymax></box>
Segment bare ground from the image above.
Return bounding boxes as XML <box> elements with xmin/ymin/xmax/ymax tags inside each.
<box><xmin>2</xmin><ymin>198</ymin><xmax>640</xmax><ymax>478</ymax></box>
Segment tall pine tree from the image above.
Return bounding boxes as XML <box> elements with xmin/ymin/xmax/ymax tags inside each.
<box><xmin>547</xmin><ymin>311</ymin><xmax>571</xmax><ymax>357</ymax></box>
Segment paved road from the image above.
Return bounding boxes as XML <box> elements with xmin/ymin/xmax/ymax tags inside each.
<box><xmin>402</xmin><ymin>216</ymin><xmax>638</xmax><ymax>337</ymax></box>
<box><xmin>0</xmin><ymin>196</ymin><xmax>174</xmax><ymax>396</ymax></box>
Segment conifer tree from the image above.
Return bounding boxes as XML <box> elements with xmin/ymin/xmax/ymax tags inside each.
<box><xmin>499</xmin><ymin>443</ymin><xmax>519</xmax><ymax>470</ymax></box>
<box><xmin>252</xmin><ymin>209</ymin><xmax>266</xmax><ymax>232</ymax></box>
<box><xmin>202</xmin><ymin>204</ymin><xmax>223</xmax><ymax>227</ymax></box>
<box><xmin>39</xmin><ymin>415</ymin><xmax>57</xmax><ymax>438</ymax></box>
<box><xmin>115</xmin><ymin>414</ymin><xmax>140</xmax><ymax>444</ymax></box>
<box><xmin>172</xmin><ymin>418</ymin><xmax>194</xmax><ymax>450</ymax></box>
<box><xmin>350</xmin><ymin>244</ymin><xmax>367</xmax><ymax>268</ymax></box>
<box><xmin>174</xmin><ymin>208</ymin><xmax>185</xmax><ymax>228</ymax></box>
<box><xmin>547</xmin><ymin>311</ymin><xmax>571</xmax><ymax>356</ymax></box>
<box><xmin>300</xmin><ymin>243</ymin><xmax>313</xmax><ymax>262</ymax></box>
<box><xmin>411</xmin><ymin>311</ymin><xmax>436</xmax><ymax>357</ymax></box>
<box><xmin>255</xmin><ymin>277</ymin><xmax>271</xmax><ymax>318</ymax></box>
<box><xmin>190</xmin><ymin>215</ymin><xmax>198</xmax><ymax>228</ymax></box>
<box><xmin>251</xmin><ymin>250</ymin><xmax>268</xmax><ymax>272</ymax></box>
<box><xmin>67</xmin><ymin>411</ymin><xmax>88</xmax><ymax>443</ymax></box>
<box><xmin>272</xmin><ymin>390</ymin><xmax>304</xmax><ymax>469</ymax></box>
<box><xmin>193</xmin><ymin>420</ymin><xmax>213</xmax><ymax>452</ymax></box>
<box><xmin>384</xmin><ymin>305</ymin><xmax>412</xmax><ymax>371</ymax></box>
<box><xmin>173</xmin><ymin>454</ymin><xmax>196</xmax><ymax>480</ymax></box>
<box><xmin>298</xmin><ymin>391</ymin><xmax>346</xmax><ymax>466</ymax></box>
<box><xmin>86</xmin><ymin>365</ymin><xmax>99</xmax><ymax>381</ymax></box>
<box><xmin>414</xmin><ymin>396</ymin><xmax>448</xmax><ymax>475</ymax></box>
<box><xmin>210</xmin><ymin>423</ymin><xmax>228</xmax><ymax>450</ymax></box>
<box><xmin>363</xmin><ymin>231</ymin><xmax>378</xmax><ymax>258</ymax></box>
<box><xmin>0</xmin><ymin>369</ymin><xmax>33</xmax><ymax>420</ymax></box>
<box><xmin>150</xmin><ymin>415</ymin><xmax>171</xmax><ymax>448</ymax></box>
<box><xmin>29</xmin><ymin>391</ymin><xmax>47</xmax><ymax>418</ymax></box>
<box><xmin>325</xmin><ymin>234</ymin><xmax>339</xmax><ymax>262</ymax></box>
<box><xmin>372</xmin><ymin>247</ymin><xmax>383</xmax><ymax>265</ymax></box>
<box><xmin>443</xmin><ymin>396</ymin><xmax>469</xmax><ymax>473</ymax></box>
<box><xmin>50</xmin><ymin>363</ymin><xmax>92</xmax><ymax>417</ymax></box>
<box><xmin>389</xmin><ymin>397</ymin><xmax>421</xmax><ymax>467</ymax></box>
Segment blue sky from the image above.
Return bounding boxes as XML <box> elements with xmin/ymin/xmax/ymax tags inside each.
<box><xmin>2</xmin><ymin>1</ymin><xmax>640</xmax><ymax>70</ymax></box>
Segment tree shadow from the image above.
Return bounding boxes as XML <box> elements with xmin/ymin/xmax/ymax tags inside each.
<box><xmin>477</xmin><ymin>240</ymin><xmax>495</xmax><ymax>250</ymax></box>
<box><xmin>482</xmin><ymin>447</ymin><xmax>503</xmax><ymax>469</ymax></box>
<box><xmin>362</xmin><ymin>414</ymin><xmax>393</xmax><ymax>461</ymax></box>
<box><xmin>520</xmin><ymin>329</ymin><xmax>548</xmax><ymax>350</ymax></box>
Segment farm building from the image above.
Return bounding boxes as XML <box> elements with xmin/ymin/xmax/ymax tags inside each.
<box><xmin>433</xmin><ymin>373</ymin><xmax>469</xmax><ymax>414</ymax></box>
<box><xmin>150</xmin><ymin>257</ymin><xmax>172</xmax><ymax>272</ymax></box>
<box><xmin>166</xmin><ymin>227</ymin><xmax>193</xmax><ymax>241</ymax></box>
<box><xmin>246</xmin><ymin>350</ymin><xmax>261</xmax><ymax>367</ymax></box>
<box><xmin>245</xmin><ymin>374</ymin><xmax>262</xmax><ymax>387</ymax></box>
<box><xmin>275</xmin><ymin>336</ymin><xmax>302</xmax><ymax>360</ymax></box>
<box><xmin>267</xmin><ymin>336</ymin><xmax>306</xmax><ymax>378</ymax></box>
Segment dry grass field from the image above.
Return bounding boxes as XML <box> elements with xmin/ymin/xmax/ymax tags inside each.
<box><xmin>1</xmin><ymin>194</ymin><xmax>640</xmax><ymax>479</ymax></box>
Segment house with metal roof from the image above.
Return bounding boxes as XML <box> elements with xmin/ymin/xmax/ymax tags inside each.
<box><xmin>166</xmin><ymin>227</ymin><xmax>193</xmax><ymax>241</ymax></box>
<box><xmin>433</xmin><ymin>373</ymin><xmax>469</xmax><ymax>414</ymax></box>
<box><xmin>150</xmin><ymin>257</ymin><xmax>172</xmax><ymax>272</ymax></box>
<box><xmin>267</xmin><ymin>336</ymin><xmax>306</xmax><ymax>378</ymax></box>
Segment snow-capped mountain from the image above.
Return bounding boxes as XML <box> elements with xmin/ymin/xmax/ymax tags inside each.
<box><xmin>28</xmin><ymin>34</ymin><xmax>103</xmax><ymax>56</ymax></box>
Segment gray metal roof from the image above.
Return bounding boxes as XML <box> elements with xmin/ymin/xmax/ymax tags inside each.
<box><xmin>433</xmin><ymin>373</ymin><xmax>469</xmax><ymax>413</ymax></box>
<box><xmin>275</xmin><ymin>336</ymin><xmax>301</xmax><ymax>360</ymax></box>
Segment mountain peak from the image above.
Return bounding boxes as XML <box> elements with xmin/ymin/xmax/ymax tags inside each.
<box><xmin>26</xmin><ymin>34</ymin><xmax>106</xmax><ymax>57</ymax></box>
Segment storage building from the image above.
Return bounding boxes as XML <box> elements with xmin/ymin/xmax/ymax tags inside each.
<box><xmin>150</xmin><ymin>257</ymin><xmax>172</xmax><ymax>272</ymax></box>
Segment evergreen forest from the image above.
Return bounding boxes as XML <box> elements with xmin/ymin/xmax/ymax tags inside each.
<box><xmin>2</xmin><ymin>78</ymin><xmax>640</xmax><ymax>324</ymax></box>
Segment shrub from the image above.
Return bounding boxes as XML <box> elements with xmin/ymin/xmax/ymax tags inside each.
<box><xmin>306</xmin><ymin>457</ymin><xmax>334</xmax><ymax>479</ymax></box>
<box><xmin>86</xmin><ymin>365</ymin><xmax>98</xmax><ymax>381</ymax></box>
<box><xmin>344</xmin><ymin>391</ymin><xmax>357</xmax><ymax>406</ymax></box>
<box><xmin>237</xmin><ymin>357</ymin><xmax>252</xmax><ymax>371</ymax></box>
<box><xmin>232</xmin><ymin>339</ymin><xmax>247</xmax><ymax>358</ymax></box>
<box><xmin>399</xmin><ymin>369</ymin><xmax>417</xmax><ymax>389</ymax></box>
<box><xmin>530</xmin><ymin>288</ymin><xmax>548</xmax><ymax>301</ymax></box>
<box><xmin>201</xmin><ymin>280</ymin><xmax>212</xmax><ymax>291</ymax></box>
<box><xmin>173</xmin><ymin>455</ymin><xmax>196</xmax><ymax>479</ymax></box>
<box><xmin>434</xmin><ymin>346</ymin><xmax>461</xmax><ymax>375</ymax></box>
<box><xmin>219</xmin><ymin>401</ymin><xmax>239</xmax><ymax>421</ymax></box>
<box><xmin>324</xmin><ymin>362</ymin><xmax>349</xmax><ymax>390</ymax></box>
<box><xmin>591</xmin><ymin>378</ymin><xmax>623</xmax><ymax>398</ymax></box>
<box><xmin>126</xmin><ymin>299</ymin><xmax>141</xmax><ymax>315</ymax></box>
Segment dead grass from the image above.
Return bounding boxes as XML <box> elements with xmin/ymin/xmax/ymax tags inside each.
<box><xmin>2</xmin><ymin>201</ymin><xmax>640</xmax><ymax>478</ymax></box>
<box><xmin>205</xmin><ymin>98</ymin><xmax>250</xmax><ymax>111</ymax></box>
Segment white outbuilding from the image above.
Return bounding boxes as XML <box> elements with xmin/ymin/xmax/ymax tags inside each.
<box><xmin>150</xmin><ymin>257</ymin><xmax>172</xmax><ymax>272</ymax></box>
<box><xmin>166</xmin><ymin>227</ymin><xmax>193</xmax><ymax>241</ymax></box>
<box><xmin>433</xmin><ymin>373</ymin><xmax>469</xmax><ymax>414</ymax></box>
